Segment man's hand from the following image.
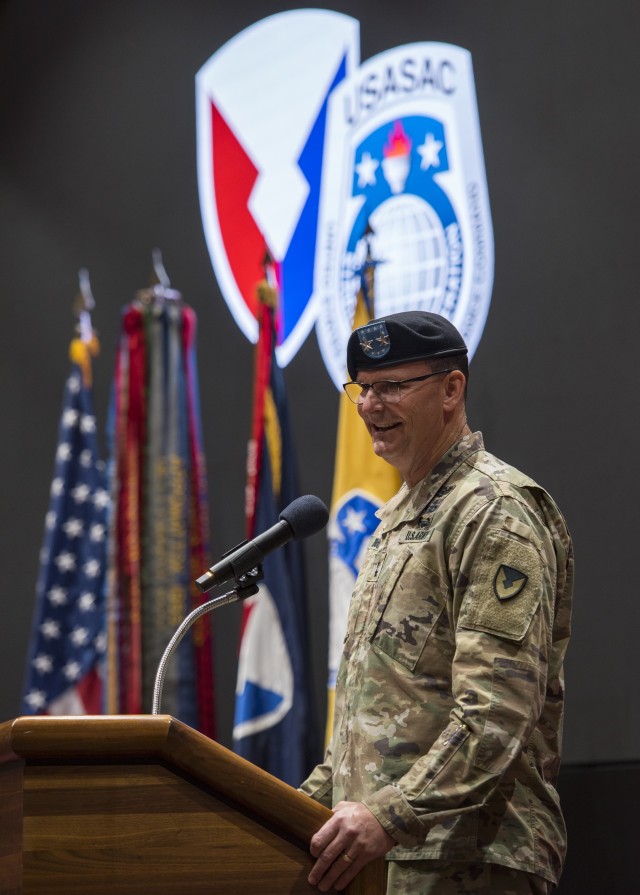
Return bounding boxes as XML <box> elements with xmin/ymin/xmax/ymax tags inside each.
<box><xmin>307</xmin><ymin>801</ymin><xmax>395</xmax><ymax>892</ymax></box>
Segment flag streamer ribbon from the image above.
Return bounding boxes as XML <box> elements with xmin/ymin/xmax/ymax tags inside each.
<box><xmin>107</xmin><ymin>294</ymin><xmax>214</xmax><ymax>735</ymax></box>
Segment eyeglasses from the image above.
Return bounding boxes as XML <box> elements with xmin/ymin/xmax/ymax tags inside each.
<box><xmin>342</xmin><ymin>370</ymin><xmax>452</xmax><ymax>405</ymax></box>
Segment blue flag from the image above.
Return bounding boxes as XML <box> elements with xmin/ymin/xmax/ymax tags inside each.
<box><xmin>233</xmin><ymin>288</ymin><xmax>319</xmax><ymax>785</ymax></box>
<box><xmin>23</xmin><ymin>339</ymin><xmax>108</xmax><ymax>715</ymax></box>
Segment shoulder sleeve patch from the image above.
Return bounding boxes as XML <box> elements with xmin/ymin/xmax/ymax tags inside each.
<box><xmin>458</xmin><ymin>530</ymin><xmax>543</xmax><ymax>641</ymax></box>
<box><xmin>494</xmin><ymin>565</ymin><xmax>528</xmax><ymax>600</ymax></box>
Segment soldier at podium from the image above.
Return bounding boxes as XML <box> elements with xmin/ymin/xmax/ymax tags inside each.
<box><xmin>300</xmin><ymin>312</ymin><xmax>573</xmax><ymax>895</ymax></box>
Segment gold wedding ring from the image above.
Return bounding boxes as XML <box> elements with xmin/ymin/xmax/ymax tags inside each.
<box><xmin>342</xmin><ymin>853</ymin><xmax>353</xmax><ymax>863</ymax></box>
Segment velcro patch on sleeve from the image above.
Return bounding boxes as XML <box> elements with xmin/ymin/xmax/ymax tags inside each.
<box><xmin>458</xmin><ymin>530</ymin><xmax>543</xmax><ymax>641</ymax></box>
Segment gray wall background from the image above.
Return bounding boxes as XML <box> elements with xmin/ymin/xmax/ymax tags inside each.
<box><xmin>1</xmin><ymin>0</ymin><xmax>638</xmax><ymax>771</ymax></box>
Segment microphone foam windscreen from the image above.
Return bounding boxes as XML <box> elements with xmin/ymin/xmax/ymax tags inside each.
<box><xmin>280</xmin><ymin>494</ymin><xmax>329</xmax><ymax>539</ymax></box>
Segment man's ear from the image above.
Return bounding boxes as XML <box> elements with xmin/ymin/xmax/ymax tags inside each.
<box><xmin>443</xmin><ymin>370</ymin><xmax>466</xmax><ymax>409</ymax></box>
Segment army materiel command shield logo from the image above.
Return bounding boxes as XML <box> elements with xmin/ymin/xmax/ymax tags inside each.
<box><xmin>494</xmin><ymin>565</ymin><xmax>529</xmax><ymax>601</ymax></box>
<box><xmin>196</xmin><ymin>10</ymin><xmax>359</xmax><ymax>367</ymax></box>
<box><xmin>315</xmin><ymin>43</ymin><xmax>494</xmax><ymax>388</ymax></box>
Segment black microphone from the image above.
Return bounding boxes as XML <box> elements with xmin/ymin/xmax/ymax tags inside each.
<box><xmin>195</xmin><ymin>494</ymin><xmax>329</xmax><ymax>593</ymax></box>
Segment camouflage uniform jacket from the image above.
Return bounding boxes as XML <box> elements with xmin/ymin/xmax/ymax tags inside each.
<box><xmin>300</xmin><ymin>432</ymin><xmax>573</xmax><ymax>885</ymax></box>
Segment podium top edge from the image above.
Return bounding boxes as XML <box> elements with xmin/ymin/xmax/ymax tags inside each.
<box><xmin>0</xmin><ymin>714</ymin><xmax>332</xmax><ymax>843</ymax></box>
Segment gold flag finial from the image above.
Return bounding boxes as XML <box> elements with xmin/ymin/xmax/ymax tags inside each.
<box><xmin>256</xmin><ymin>249</ymin><xmax>278</xmax><ymax>309</ymax></box>
<box><xmin>71</xmin><ymin>268</ymin><xmax>99</xmax><ymax>386</ymax></box>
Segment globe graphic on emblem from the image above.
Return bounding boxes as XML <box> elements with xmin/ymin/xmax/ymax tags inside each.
<box><xmin>347</xmin><ymin>194</ymin><xmax>450</xmax><ymax>317</ymax></box>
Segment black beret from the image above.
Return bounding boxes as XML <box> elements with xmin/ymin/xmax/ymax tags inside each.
<box><xmin>346</xmin><ymin>310</ymin><xmax>468</xmax><ymax>380</ymax></box>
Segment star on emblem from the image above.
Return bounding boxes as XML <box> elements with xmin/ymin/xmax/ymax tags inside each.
<box><xmin>376</xmin><ymin>333</ymin><xmax>390</xmax><ymax>346</ymax></box>
<box><xmin>355</xmin><ymin>151</ymin><xmax>379</xmax><ymax>187</ymax></box>
<box><xmin>417</xmin><ymin>132</ymin><xmax>443</xmax><ymax>170</ymax></box>
<box><xmin>342</xmin><ymin>507</ymin><xmax>367</xmax><ymax>535</ymax></box>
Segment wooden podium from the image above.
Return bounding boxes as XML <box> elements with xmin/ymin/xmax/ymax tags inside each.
<box><xmin>0</xmin><ymin>715</ymin><xmax>386</xmax><ymax>895</ymax></box>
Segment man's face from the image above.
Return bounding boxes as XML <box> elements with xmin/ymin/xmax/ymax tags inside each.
<box><xmin>355</xmin><ymin>359</ymin><xmax>447</xmax><ymax>473</ymax></box>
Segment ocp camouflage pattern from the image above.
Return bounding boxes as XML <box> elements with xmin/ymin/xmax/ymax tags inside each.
<box><xmin>300</xmin><ymin>432</ymin><xmax>573</xmax><ymax>886</ymax></box>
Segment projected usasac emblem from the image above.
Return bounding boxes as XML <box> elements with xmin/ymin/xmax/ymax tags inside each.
<box><xmin>315</xmin><ymin>43</ymin><xmax>494</xmax><ymax>387</ymax></box>
<box><xmin>196</xmin><ymin>10</ymin><xmax>359</xmax><ymax>367</ymax></box>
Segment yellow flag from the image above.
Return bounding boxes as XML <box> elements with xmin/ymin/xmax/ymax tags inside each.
<box><xmin>325</xmin><ymin>297</ymin><xmax>401</xmax><ymax>743</ymax></box>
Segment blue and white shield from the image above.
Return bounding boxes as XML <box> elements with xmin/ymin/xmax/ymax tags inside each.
<box><xmin>314</xmin><ymin>43</ymin><xmax>494</xmax><ymax>387</ymax></box>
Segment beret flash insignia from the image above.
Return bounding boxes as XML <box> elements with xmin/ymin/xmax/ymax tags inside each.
<box><xmin>357</xmin><ymin>321</ymin><xmax>391</xmax><ymax>359</ymax></box>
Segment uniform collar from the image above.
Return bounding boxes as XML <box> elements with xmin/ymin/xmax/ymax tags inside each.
<box><xmin>377</xmin><ymin>430</ymin><xmax>485</xmax><ymax>526</ymax></box>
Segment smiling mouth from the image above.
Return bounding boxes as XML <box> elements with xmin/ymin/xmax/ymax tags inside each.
<box><xmin>371</xmin><ymin>422</ymin><xmax>401</xmax><ymax>434</ymax></box>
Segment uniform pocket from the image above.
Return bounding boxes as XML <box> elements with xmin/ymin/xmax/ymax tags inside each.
<box><xmin>370</xmin><ymin>546</ymin><xmax>449</xmax><ymax>672</ymax></box>
<box><xmin>475</xmin><ymin>657</ymin><xmax>541</xmax><ymax>774</ymax></box>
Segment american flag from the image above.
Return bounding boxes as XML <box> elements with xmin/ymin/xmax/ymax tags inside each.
<box><xmin>23</xmin><ymin>348</ymin><xmax>109</xmax><ymax>715</ymax></box>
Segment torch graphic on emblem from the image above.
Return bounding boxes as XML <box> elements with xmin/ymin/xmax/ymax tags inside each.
<box><xmin>381</xmin><ymin>120</ymin><xmax>412</xmax><ymax>194</ymax></box>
